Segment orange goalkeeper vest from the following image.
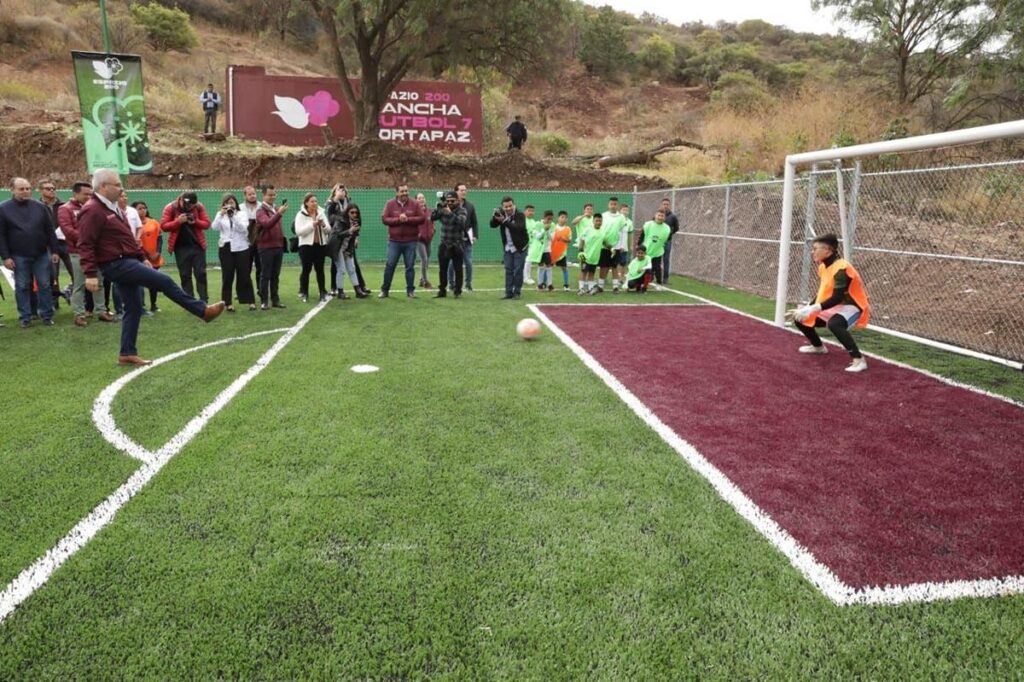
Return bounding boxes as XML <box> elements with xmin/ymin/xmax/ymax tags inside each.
<box><xmin>809</xmin><ymin>258</ymin><xmax>870</xmax><ymax>328</ymax></box>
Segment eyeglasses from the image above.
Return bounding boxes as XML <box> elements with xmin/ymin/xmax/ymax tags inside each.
<box><xmin>40</xmin><ymin>186</ymin><xmax>56</xmax><ymax>191</ymax></box>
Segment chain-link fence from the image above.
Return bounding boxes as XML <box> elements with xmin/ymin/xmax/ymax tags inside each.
<box><xmin>106</xmin><ymin>188</ymin><xmax>613</xmax><ymax>266</ymax></box>
<box><xmin>635</xmin><ymin>159</ymin><xmax>1024</xmax><ymax>365</ymax></box>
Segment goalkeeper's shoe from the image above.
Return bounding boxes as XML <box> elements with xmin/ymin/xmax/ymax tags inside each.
<box><xmin>845</xmin><ymin>357</ymin><xmax>868</xmax><ymax>373</ymax></box>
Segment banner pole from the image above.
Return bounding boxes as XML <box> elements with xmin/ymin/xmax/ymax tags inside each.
<box><xmin>99</xmin><ymin>0</ymin><xmax>112</xmax><ymax>54</ymax></box>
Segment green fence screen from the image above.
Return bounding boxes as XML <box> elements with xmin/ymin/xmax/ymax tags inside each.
<box><xmin>67</xmin><ymin>188</ymin><xmax>627</xmax><ymax>264</ymax></box>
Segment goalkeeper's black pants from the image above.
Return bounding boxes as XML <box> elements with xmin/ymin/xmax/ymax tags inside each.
<box><xmin>795</xmin><ymin>315</ymin><xmax>862</xmax><ymax>358</ymax></box>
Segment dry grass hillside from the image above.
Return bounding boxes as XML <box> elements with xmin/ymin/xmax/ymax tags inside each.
<box><xmin>0</xmin><ymin>0</ymin><xmax>948</xmax><ymax>187</ymax></box>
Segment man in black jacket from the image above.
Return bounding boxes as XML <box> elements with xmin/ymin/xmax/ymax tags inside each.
<box><xmin>432</xmin><ymin>191</ymin><xmax>469</xmax><ymax>298</ymax></box>
<box><xmin>0</xmin><ymin>177</ymin><xmax>60</xmax><ymax>327</ymax></box>
<box><xmin>659</xmin><ymin>197</ymin><xmax>680</xmax><ymax>284</ymax></box>
<box><xmin>489</xmin><ymin>196</ymin><xmax>528</xmax><ymax>299</ymax></box>
<box><xmin>450</xmin><ymin>182</ymin><xmax>478</xmax><ymax>291</ymax></box>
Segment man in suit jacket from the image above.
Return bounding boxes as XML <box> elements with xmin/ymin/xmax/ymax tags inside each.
<box><xmin>489</xmin><ymin>196</ymin><xmax>528</xmax><ymax>299</ymax></box>
<box><xmin>78</xmin><ymin>169</ymin><xmax>225</xmax><ymax>366</ymax></box>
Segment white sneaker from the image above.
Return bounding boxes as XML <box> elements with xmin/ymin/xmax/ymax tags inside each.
<box><xmin>845</xmin><ymin>358</ymin><xmax>868</xmax><ymax>373</ymax></box>
<box><xmin>798</xmin><ymin>345</ymin><xmax>828</xmax><ymax>354</ymax></box>
<box><xmin>525</xmin><ymin>278</ymin><xmax>536</xmax><ymax>285</ymax></box>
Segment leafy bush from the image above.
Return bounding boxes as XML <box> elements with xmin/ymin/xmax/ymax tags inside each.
<box><xmin>638</xmin><ymin>34</ymin><xmax>675</xmax><ymax>80</ymax></box>
<box><xmin>535</xmin><ymin>132</ymin><xmax>572</xmax><ymax>157</ymax></box>
<box><xmin>710</xmin><ymin>71</ymin><xmax>774</xmax><ymax>114</ymax></box>
<box><xmin>130</xmin><ymin>2</ymin><xmax>198</xmax><ymax>52</ymax></box>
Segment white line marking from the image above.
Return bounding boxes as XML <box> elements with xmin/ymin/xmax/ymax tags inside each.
<box><xmin>93</xmin><ymin>328</ymin><xmax>289</xmax><ymax>464</ymax></box>
<box><xmin>530</xmin><ymin>301</ymin><xmax>1024</xmax><ymax>605</ymax></box>
<box><xmin>0</xmin><ymin>303</ymin><xmax>329</xmax><ymax>624</ymax></box>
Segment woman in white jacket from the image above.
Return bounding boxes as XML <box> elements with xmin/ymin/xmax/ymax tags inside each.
<box><xmin>294</xmin><ymin>192</ymin><xmax>331</xmax><ymax>303</ymax></box>
<box><xmin>211</xmin><ymin>193</ymin><xmax>256</xmax><ymax>311</ymax></box>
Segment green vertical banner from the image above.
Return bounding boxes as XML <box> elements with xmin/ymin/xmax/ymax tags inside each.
<box><xmin>71</xmin><ymin>51</ymin><xmax>153</xmax><ymax>174</ymax></box>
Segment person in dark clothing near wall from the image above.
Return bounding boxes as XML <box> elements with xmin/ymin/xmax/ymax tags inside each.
<box><xmin>658</xmin><ymin>197</ymin><xmax>680</xmax><ymax>285</ymax></box>
<box><xmin>490</xmin><ymin>196</ymin><xmax>528</xmax><ymax>299</ymax></box>
<box><xmin>255</xmin><ymin>185</ymin><xmax>288</xmax><ymax>310</ymax></box>
<box><xmin>160</xmin><ymin>192</ymin><xmax>211</xmax><ymax>302</ymax></box>
<box><xmin>200</xmin><ymin>83</ymin><xmax>221</xmax><ymax>134</ymax></box>
<box><xmin>506</xmin><ymin>115</ymin><xmax>527</xmax><ymax>150</ymax></box>
<box><xmin>0</xmin><ymin>177</ymin><xmax>61</xmax><ymax>327</ymax></box>
<box><xmin>432</xmin><ymin>191</ymin><xmax>469</xmax><ymax>298</ymax></box>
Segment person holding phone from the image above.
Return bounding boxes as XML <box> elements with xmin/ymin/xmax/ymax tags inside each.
<box><xmin>328</xmin><ymin>203</ymin><xmax>367</xmax><ymax>299</ymax></box>
<box><xmin>295</xmin><ymin>192</ymin><xmax>331</xmax><ymax>303</ymax></box>
<box><xmin>255</xmin><ymin>186</ymin><xmax>287</xmax><ymax>310</ymax></box>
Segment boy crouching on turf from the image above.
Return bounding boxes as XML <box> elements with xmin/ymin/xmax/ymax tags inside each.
<box><xmin>626</xmin><ymin>244</ymin><xmax>653</xmax><ymax>293</ymax></box>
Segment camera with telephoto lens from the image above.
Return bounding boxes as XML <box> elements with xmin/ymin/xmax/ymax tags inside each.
<box><xmin>436</xmin><ymin>190</ymin><xmax>446</xmax><ymax>209</ymax></box>
<box><xmin>225</xmin><ymin>206</ymin><xmax>235</xmax><ymax>217</ymax></box>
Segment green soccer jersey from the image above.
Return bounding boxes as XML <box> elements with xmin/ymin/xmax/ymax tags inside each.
<box><xmin>602</xmin><ymin>211</ymin><xmax>626</xmax><ymax>249</ymax></box>
<box><xmin>581</xmin><ymin>225</ymin><xmax>604</xmax><ymax>264</ymax></box>
<box><xmin>627</xmin><ymin>254</ymin><xmax>652</xmax><ymax>280</ymax></box>
<box><xmin>575</xmin><ymin>216</ymin><xmax>594</xmax><ymax>248</ymax></box>
<box><xmin>642</xmin><ymin>221</ymin><xmax>671</xmax><ymax>258</ymax></box>
<box><xmin>527</xmin><ymin>220</ymin><xmax>548</xmax><ymax>263</ymax></box>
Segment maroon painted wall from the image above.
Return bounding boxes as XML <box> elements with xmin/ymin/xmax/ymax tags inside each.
<box><xmin>226</xmin><ymin>66</ymin><xmax>483</xmax><ymax>152</ymax></box>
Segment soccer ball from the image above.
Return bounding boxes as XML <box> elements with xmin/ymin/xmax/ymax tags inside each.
<box><xmin>516</xmin><ymin>318</ymin><xmax>542</xmax><ymax>340</ymax></box>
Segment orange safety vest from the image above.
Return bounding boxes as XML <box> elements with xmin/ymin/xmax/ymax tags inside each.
<box><xmin>809</xmin><ymin>257</ymin><xmax>870</xmax><ymax>328</ymax></box>
<box><xmin>139</xmin><ymin>218</ymin><xmax>165</xmax><ymax>267</ymax></box>
<box><xmin>551</xmin><ymin>225</ymin><xmax>572</xmax><ymax>263</ymax></box>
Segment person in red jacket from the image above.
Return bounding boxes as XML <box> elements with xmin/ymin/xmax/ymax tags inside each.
<box><xmin>378</xmin><ymin>183</ymin><xmax>424</xmax><ymax>298</ymax></box>
<box><xmin>255</xmin><ymin>185</ymin><xmax>289</xmax><ymax>310</ymax></box>
<box><xmin>160</xmin><ymin>191</ymin><xmax>210</xmax><ymax>302</ymax></box>
<box><xmin>58</xmin><ymin>181</ymin><xmax>115</xmax><ymax>326</ymax></box>
<box><xmin>78</xmin><ymin>169</ymin><xmax>224</xmax><ymax>366</ymax></box>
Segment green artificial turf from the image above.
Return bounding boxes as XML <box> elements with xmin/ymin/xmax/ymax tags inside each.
<box><xmin>1</xmin><ymin>265</ymin><xmax>1021</xmax><ymax>679</ymax></box>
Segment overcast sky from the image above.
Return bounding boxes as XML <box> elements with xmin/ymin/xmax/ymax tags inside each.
<box><xmin>581</xmin><ymin>0</ymin><xmax>851</xmax><ymax>36</ymax></box>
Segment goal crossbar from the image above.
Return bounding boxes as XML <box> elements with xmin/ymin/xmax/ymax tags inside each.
<box><xmin>773</xmin><ymin>119</ymin><xmax>1024</xmax><ymax>339</ymax></box>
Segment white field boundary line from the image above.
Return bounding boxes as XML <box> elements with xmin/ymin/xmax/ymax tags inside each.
<box><xmin>93</xmin><ymin>328</ymin><xmax>290</xmax><ymax>464</ymax></box>
<box><xmin>537</xmin><ymin>294</ymin><xmax>1024</xmax><ymax>605</ymax></box>
<box><xmin>0</xmin><ymin>301</ymin><xmax>329</xmax><ymax>624</ymax></box>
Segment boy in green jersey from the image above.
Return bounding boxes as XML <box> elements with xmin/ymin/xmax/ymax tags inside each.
<box><xmin>600</xmin><ymin>197</ymin><xmax>628</xmax><ymax>292</ymax></box>
<box><xmin>523</xmin><ymin>205</ymin><xmax>538</xmax><ymax>285</ymax></box>
<box><xmin>534</xmin><ymin>210</ymin><xmax>555</xmax><ymax>291</ymax></box>
<box><xmin>578</xmin><ymin>213</ymin><xmax>604</xmax><ymax>295</ymax></box>
<box><xmin>571</xmin><ymin>203</ymin><xmax>595</xmax><ymax>252</ymax></box>
<box><xmin>626</xmin><ymin>244</ymin><xmax>653</xmax><ymax>292</ymax></box>
<box><xmin>639</xmin><ymin>210</ymin><xmax>671</xmax><ymax>285</ymax></box>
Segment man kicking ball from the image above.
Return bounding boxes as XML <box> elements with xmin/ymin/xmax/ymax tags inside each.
<box><xmin>79</xmin><ymin>169</ymin><xmax>225</xmax><ymax>366</ymax></box>
<box><xmin>791</xmin><ymin>234</ymin><xmax>870</xmax><ymax>373</ymax></box>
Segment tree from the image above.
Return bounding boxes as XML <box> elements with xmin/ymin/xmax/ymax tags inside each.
<box><xmin>306</xmin><ymin>0</ymin><xmax>565</xmax><ymax>140</ymax></box>
<box><xmin>813</xmin><ymin>0</ymin><xmax>999</xmax><ymax>105</ymax></box>
<box><xmin>638</xmin><ymin>34</ymin><xmax>675</xmax><ymax>80</ymax></box>
<box><xmin>578</xmin><ymin>6</ymin><xmax>633</xmax><ymax>79</ymax></box>
<box><xmin>130</xmin><ymin>3</ymin><xmax>198</xmax><ymax>52</ymax></box>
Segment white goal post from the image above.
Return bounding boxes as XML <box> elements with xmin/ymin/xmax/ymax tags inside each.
<box><xmin>774</xmin><ymin>119</ymin><xmax>1024</xmax><ymax>369</ymax></box>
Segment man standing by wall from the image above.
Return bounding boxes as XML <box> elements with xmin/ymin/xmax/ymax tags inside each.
<box><xmin>379</xmin><ymin>184</ymin><xmax>424</xmax><ymax>298</ymax></box>
<box><xmin>200</xmin><ymin>83</ymin><xmax>221</xmax><ymax>134</ymax></box>
<box><xmin>659</xmin><ymin>197</ymin><xmax>680</xmax><ymax>285</ymax></box>
<box><xmin>490</xmin><ymin>196</ymin><xmax>528</xmax><ymax>299</ymax></box>
<box><xmin>161</xmin><ymin>192</ymin><xmax>211</xmax><ymax>302</ymax></box>
<box><xmin>38</xmin><ymin>178</ymin><xmax>71</xmax><ymax>301</ymax></box>
<box><xmin>0</xmin><ymin>177</ymin><xmax>61</xmax><ymax>327</ymax></box>
<box><xmin>79</xmin><ymin>169</ymin><xmax>224</xmax><ymax>365</ymax></box>
<box><xmin>506</xmin><ymin>115</ymin><xmax>528</xmax><ymax>150</ymax></box>
<box><xmin>452</xmin><ymin>182</ymin><xmax>477</xmax><ymax>291</ymax></box>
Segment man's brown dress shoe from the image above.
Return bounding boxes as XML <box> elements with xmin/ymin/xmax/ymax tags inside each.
<box><xmin>203</xmin><ymin>301</ymin><xmax>226</xmax><ymax>322</ymax></box>
<box><xmin>118</xmin><ymin>355</ymin><xmax>152</xmax><ymax>366</ymax></box>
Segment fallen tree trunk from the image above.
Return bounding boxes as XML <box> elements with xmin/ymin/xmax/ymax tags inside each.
<box><xmin>577</xmin><ymin>138</ymin><xmax>706</xmax><ymax>168</ymax></box>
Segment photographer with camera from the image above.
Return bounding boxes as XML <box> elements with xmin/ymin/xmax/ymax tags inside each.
<box><xmin>212</xmin><ymin>193</ymin><xmax>256</xmax><ymax>311</ymax></box>
<box><xmin>160</xmin><ymin>191</ymin><xmax>211</xmax><ymax>302</ymax></box>
<box><xmin>489</xmin><ymin>196</ymin><xmax>528</xmax><ymax>299</ymax></box>
<box><xmin>431</xmin><ymin>191</ymin><xmax>468</xmax><ymax>298</ymax></box>
<box><xmin>328</xmin><ymin>202</ymin><xmax>367</xmax><ymax>299</ymax></box>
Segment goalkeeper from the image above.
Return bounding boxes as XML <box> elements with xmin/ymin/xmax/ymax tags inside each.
<box><xmin>791</xmin><ymin>234</ymin><xmax>871</xmax><ymax>373</ymax></box>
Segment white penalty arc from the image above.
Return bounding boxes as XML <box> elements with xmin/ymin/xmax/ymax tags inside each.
<box><xmin>0</xmin><ymin>301</ymin><xmax>329</xmax><ymax>624</ymax></box>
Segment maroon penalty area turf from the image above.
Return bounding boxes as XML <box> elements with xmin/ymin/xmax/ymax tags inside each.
<box><xmin>535</xmin><ymin>303</ymin><xmax>1024</xmax><ymax>601</ymax></box>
